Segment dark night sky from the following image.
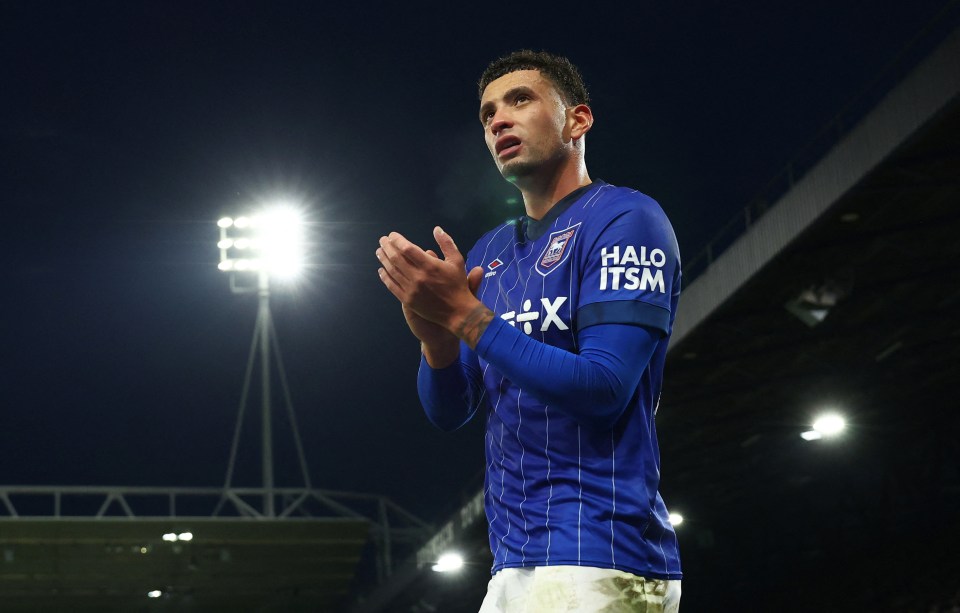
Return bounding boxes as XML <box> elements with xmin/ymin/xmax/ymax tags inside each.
<box><xmin>2</xmin><ymin>1</ymin><xmax>956</xmax><ymax>524</ymax></box>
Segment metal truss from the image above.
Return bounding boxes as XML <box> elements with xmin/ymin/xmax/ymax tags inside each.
<box><xmin>0</xmin><ymin>485</ymin><xmax>433</xmax><ymax>583</ymax></box>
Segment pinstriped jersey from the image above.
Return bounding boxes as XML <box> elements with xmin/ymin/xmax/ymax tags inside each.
<box><xmin>465</xmin><ymin>181</ymin><xmax>683</xmax><ymax>580</ymax></box>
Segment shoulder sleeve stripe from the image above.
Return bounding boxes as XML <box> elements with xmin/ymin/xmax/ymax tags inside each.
<box><xmin>576</xmin><ymin>300</ymin><xmax>670</xmax><ymax>336</ymax></box>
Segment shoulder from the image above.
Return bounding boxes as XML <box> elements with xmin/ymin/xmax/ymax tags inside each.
<box><xmin>578</xmin><ymin>184</ymin><xmax>676</xmax><ymax>246</ymax></box>
<box><xmin>590</xmin><ymin>184</ymin><xmax>669</xmax><ymax>223</ymax></box>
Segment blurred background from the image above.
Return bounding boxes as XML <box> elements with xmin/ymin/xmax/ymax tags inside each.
<box><xmin>2</xmin><ymin>1</ymin><xmax>959</xmax><ymax>611</ymax></box>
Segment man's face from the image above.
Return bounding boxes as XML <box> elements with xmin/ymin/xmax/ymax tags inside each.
<box><xmin>478</xmin><ymin>69</ymin><xmax>570</xmax><ymax>181</ymax></box>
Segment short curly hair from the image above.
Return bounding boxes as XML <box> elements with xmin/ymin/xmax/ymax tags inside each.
<box><xmin>478</xmin><ymin>50</ymin><xmax>590</xmax><ymax>107</ymax></box>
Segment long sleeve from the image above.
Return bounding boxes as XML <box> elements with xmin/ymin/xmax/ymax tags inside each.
<box><xmin>476</xmin><ymin>317</ymin><xmax>659</xmax><ymax>430</ymax></box>
<box><xmin>417</xmin><ymin>343</ymin><xmax>486</xmax><ymax>431</ymax></box>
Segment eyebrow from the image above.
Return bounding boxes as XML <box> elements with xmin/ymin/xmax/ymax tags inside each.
<box><xmin>479</xmin><ymin>85</ymin><xmax>536</xmax><ymax>121</ymax></box>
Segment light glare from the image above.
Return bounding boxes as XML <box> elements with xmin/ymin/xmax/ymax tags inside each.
<box><xmin>217</xmin><ymin>217</ymin><xmax>233</xmax><ymax>228</ymax></box>
<box><xmin>800</xmin><ymin>430</ymin><xmax>823</xmax><ymax>441</ymax></box>
<box><xmin>813</xmin><ymin>413</ymin><xmax>846</xmax><ymax>436</ymax></box>
<box><xmin>162</xmin><ymin>533</ymin><xmax>177</xmax><ymax>542</ymax></box>
<box><xmin>178</xmin><ymin>532</ymin><xmax>193</xmax><ymax>542</ymax></box>
<box><xmin>218</xmin><ymin>205</ymin><xmax>308</xmax><ymax>279</ymax></box>
<box><xmin>668</xmin><ymin>513</ymin><xmax>684</xmax><ymax>526</ymax></box>
<box><xmin>432</xmin><ymin>552</ymin><xmax>464</xmax><ymax>573</ymax></box>
<box><xmin>147</xmin><ymin>590</ymin><xmax>162</xmax><ymax>598</ymax></box>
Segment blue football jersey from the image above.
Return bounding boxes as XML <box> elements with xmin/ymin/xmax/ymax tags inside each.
<box><xmin>465</xmin><ymin>180</ymin><xmax>683</xmax><ymax>580</ymax></box>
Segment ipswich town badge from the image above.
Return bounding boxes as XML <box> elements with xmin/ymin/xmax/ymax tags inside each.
<box><xmin>536</xmin><ymin>223</ymin><xmax>580</xmax><ymax>276</ymax></box>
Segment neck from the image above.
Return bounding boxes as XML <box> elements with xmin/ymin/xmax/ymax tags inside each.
<box><xmin>518</xmin><ymin>158</ymin><xmax>592</xmax><ymax>220</ymax></box>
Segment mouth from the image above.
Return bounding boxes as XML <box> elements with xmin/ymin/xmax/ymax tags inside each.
<box><xmin>495</xmin><ymin>135</ymin><xmax>522</xmax><ymax>157</ymax></box>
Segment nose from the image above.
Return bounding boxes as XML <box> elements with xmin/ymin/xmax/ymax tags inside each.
<box><xmin>490</xmin><ymin>109</ymin><xmax>512</xmax><ymax>136</ymax></box>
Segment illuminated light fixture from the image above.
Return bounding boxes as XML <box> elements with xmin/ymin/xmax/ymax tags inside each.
<box><xmin>813</xmin><ymin>413</ymin><xmax>846</xmax><ymax>435</ymax></box>
<box><xmin>432</xmin><ymin>552</ymin><xmax>464</xmax><ymax>573</ymax></box>
<box><xmin>162</xmin><ymin>533</ymin><xmax>177</xmax><ymax>542</ymax></box>
<box><xmin>216</xmin><ymin>202</ymin><xmax>314</xmax><ymax>519</ymax></box>
<box><xmin>668</xmin><ymin>513</ymin><xmax>684</xmax><ymax>526</ymax></box>
<box><xmin>801</xmin><ymin>412</ymin><xmax>847</xmax><ymax>441</ymax></box>
<box><xmin>147</xmin><ymin>590</ymin><xmax>162</xmax><ymax>598</ymax></box>
<box><xmin>178</xmin><ymin>532</ymin><xmax>194</xmax><ymax>542</ymax></box>
<box><xmin>161</xmin><ymin>532</ymin><xmax>194</xmax><ymax>543</ymax></box>
<box><xmin>217</xmin><ymin>206</ymin><xmax>306</xmax><ymax>280</ymax></box>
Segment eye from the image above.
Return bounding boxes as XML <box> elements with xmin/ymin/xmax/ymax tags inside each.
<box><xmin>514</xmin><ymin>94</ymin><xmax>530</xmax><ymax>105</ymax></box>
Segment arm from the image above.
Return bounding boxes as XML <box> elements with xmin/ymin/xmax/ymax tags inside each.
<box><xmin>417</xmin><ymin>343</ymin><xmax>486</xmax><ymax>431</ymax></box>
<box><xmin>477</xmin><ymin>317</ymin><xmax>659</xmax><ymax>429</ymax></box>
<box><xmin>376</xmin><ymin>219</ymin><xmax>671</xmax><ymax>430</ymax></box>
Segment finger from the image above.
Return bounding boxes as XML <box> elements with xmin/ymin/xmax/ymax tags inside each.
<box><xmin>377</xmin><ymin>267</ymin><xmax>407</xmax><ymax>301</ymax></box>
<box><xmin>425</xmin><ymin>249</ymin><xmax>440</xmax><ymax>259</ymax></box>
<box><xmin>376</xmin><ymin>245</ymin><xmax>411</xmax><ymax>284</ymax></box>
<box><xmin>467</xmin><ymin>266</ymin><xmax>484</xmax><ymax>297</ymax></box>
<box><xmin>433</xmin><ymin>226</ymin><xmax>463</xmax><ymax>265</ymax></box>
<box><xmin>385</xmin><ymin>232</ymin><xmax>431</xmax><ymax>267</ymax></box>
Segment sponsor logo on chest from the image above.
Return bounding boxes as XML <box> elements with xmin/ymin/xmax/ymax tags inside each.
<box><xmin>500</xmin><ymin>297</ymin><xmax>569</xmax><ymax>335</ymax></box>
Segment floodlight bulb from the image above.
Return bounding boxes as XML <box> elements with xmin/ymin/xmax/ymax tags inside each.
<box><xmin>234</xmin><ymin>216</ymin><xmax>251</xmax><ymax>229</ymax></box>
<box><xmin>217</xmin><ymin>217</ymin><xmax>233</xmax><ymax>228</ymax></box>
<box><xmin>813</xmin><ymin>413</ymin><xmax>846</xmax><ymax>436</ymax></box>
<box><xmin>668</xmin><ymin>513</ymin><xmax>684</xmax><ymax>526</ymax></box>
<box><xmin>178</xmin><ymin>532</ymin><xmax>193</xmax><ymax>542</ymax></box>
<box><xmin>800</xmin><ymin>430</ymin><xmax>823</xmax><ymax>441</ymax></box>
<box><xmin>234</xmin><ymin>259</ymin><xmax>250</xmax><ymax>271</ymax></box>
<box><xmin>234</xmin><ymin>238</ymin><xmax>251</xmax><ymax>250</ymax></box>
<box><xmin>147</xmin><ymin>590</ymin><xmax>162</xmax><ymax>598</ymax></box>
<box><xmin>162</xmin><ymin>533</ymin><xmax>177</xmax><ymax>542</ymax></box>
<box><xmin>432</xmin><ymin>552</ymin><xmax>464</xmax><ymax>573</ymax></box>
<box><xmin>217</xmin><ymin>239</ymin><xmax>234</xmax><ymax>249</ymax></box>
<box><xmin>217</xmin><ymin>261</ymin><xmax>233</xmax><ymax>271</ymax></box>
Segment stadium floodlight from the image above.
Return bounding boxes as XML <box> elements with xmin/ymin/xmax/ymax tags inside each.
<box><xmin>178</xmin><ymin>532</ymin><xmax>193</xmax><ymax>542</ymax></box>
<box><xmin>668</xmin><ymin>513</ymin><xmax>684</xmax><ymax>526</ymax></box>
<box><xmin>432</xmin><ymin>552</ymin><xmax>465</xmax><ymax>573</ymax></box>
<box><xmin>801</xmin><ymin>412</ymin><xmax>847</xmax><ymax>441</ymax></box>
<box><xmin>215</xmin><ymin>204</ymin><xmax>314</xmax><ymax>519</ymax></box>
<box><xmin>217</xmin><ymin>206</ymin><xmax>305</xmax><ymax>281</ymax></box>
<box><xmin>147</xmin><ymin>590</ymin><xmax>162</xmax><ymax>598</ymax></box>
<box><xmin>162</xmin><ymin>532</ymin><xmax>177</xmax><ymax>542</ymax></box>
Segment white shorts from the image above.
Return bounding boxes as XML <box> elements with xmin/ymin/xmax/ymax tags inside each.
<box><xmin>478</xmin><ymin>565</ymin><xmax>681</xmax><ymax>612</ymax></box>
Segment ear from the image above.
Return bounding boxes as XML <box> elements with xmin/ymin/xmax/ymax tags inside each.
<box><xmin>565</xmin><ymin>104</ymin><xmax>594</xmax><ymax>141</ymax></box>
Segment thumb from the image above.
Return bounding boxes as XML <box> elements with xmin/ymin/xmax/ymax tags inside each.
<box><xmin>433</xmin><ymin>226</ymin><xmax>462</xmax><ymax>264</ymax></box>
<box><xmin>467</xmin><ymin>266</ymin><xmax>484</xmax><ymax>297</ymax></box>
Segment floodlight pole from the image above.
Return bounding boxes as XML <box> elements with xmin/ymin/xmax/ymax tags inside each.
<box><xmin>258</xmin><ymin>270</ymin><xmax>275</xmax><ymax>518</ymax></box>
<box><xmin>218</xmin><ymin>212</ymin><xmax>313</xmax><ymax>520</ymax></box>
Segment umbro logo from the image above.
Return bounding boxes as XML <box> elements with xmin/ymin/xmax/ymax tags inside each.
<box><xmin>485</xmin><ymin>258</ymin><xmax>504</xmax><ymax>278</ymax></box>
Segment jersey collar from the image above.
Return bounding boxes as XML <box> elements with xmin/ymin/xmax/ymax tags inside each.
<box><xmin>523</xmin><ymin>180</ymin><xmax>605</xmax><ymax>242</ymax></box>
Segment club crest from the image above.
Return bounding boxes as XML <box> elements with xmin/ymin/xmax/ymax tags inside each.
<box><xmin>536</xmin><ymin>223</ymin><xmax>580</xmax><ymax>276</ymax></box>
